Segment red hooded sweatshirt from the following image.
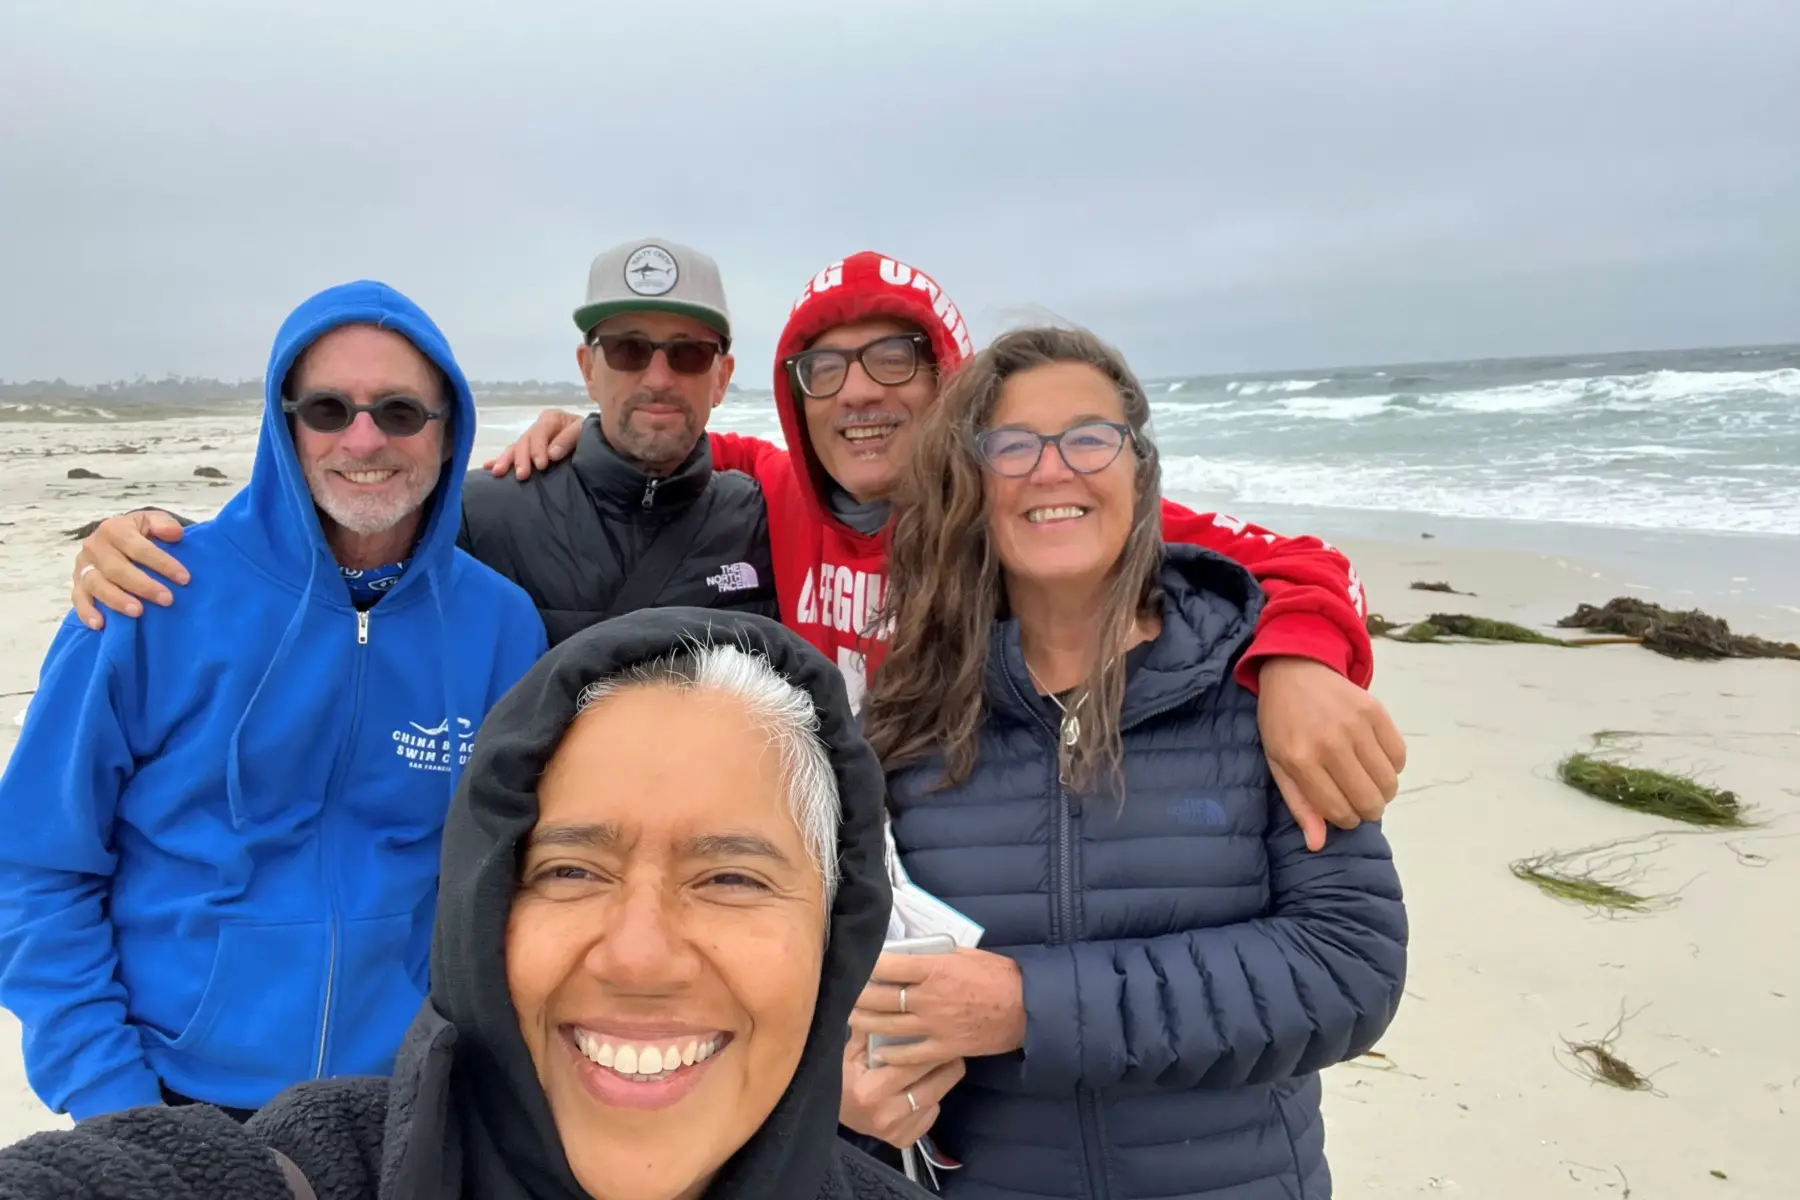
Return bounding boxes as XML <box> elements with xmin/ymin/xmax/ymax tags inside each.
<box><xmin>709</xmin><ymin>251</ymin><xmax>1372</xmax><ymax>711</ymax></box>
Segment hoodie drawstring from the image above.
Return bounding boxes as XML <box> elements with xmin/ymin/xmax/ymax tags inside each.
<box><xmin>226</xmin><ymin>552</ymin><xmax>320</xmax><ymax>829</ymax></box>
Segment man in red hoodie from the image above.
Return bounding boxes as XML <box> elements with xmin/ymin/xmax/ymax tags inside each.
<box><xmin>488</xmin><ymin>251</ymin><xmax>1404</xmax><ymax>845</ymax></box>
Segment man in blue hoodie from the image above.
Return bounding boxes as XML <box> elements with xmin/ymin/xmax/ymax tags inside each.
<box><xmin>0</xmin><ymin>281</ymin><xmax>547</xmax><ymax>1124</ymax></box>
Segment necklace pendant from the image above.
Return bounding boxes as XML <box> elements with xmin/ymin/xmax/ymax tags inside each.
<box><xmin>1061</xmin><ymin>712</ymin><xmax>1080</xmax><ymax>747</ymax></box>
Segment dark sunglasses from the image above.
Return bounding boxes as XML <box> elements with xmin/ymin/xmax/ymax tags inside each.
<box><xmin>785</xmin><ymin>333</ymin><xmax>930</xmax><ymax>400</ymax></box>
<box><xmin>588</xmin><ymin>332</ymin><xmax>725</xmax><ymax>376</ymax></box>
<box><xmin>974</xmin><ymin>420</ymin><xmax>1135</xmax><ymax>478</ymax></box>
<box><xmin>282</xmin><ymin>392</ymin><xmax>445</xmax><ymax>438</ymax></box>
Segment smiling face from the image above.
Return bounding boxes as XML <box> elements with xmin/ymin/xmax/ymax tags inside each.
<box><xmin>578</xmin><ymin>310</ymin><xmax>734</xmax><ymax>474</ymax></box>
<box><xmin>289</xmin><ymin>324</ymin><xmax>448</xmax><ymax>540</ymax></box>
<box><xmin>981</xmin><ymin>361</ymin><xmax>1139</xmax><ymax>593</ymax></box>
<box><xmin>798</xmin><ymin>318</ymin><xmax>936</xmax><ymax>504</ymax></box>
<box><xmin>507</xmin><ymin>683</ymin><xmax>827</xmax><ymax>1200</ymax></box>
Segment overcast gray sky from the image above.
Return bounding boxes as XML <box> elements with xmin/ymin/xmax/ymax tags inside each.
<box><xmin>2</xmin><ymin>0</ymin><xmax>1796</xmax><ymax>384</ymax></box>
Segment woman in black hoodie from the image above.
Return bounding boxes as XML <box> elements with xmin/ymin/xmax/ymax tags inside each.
<box><xmin>0</xmin><ymin>608</ymin><xmax>922</xmax><ymax>1200</ymax></box>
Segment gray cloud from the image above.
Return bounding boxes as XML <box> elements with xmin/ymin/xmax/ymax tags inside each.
<box><xmin>2</xmin><ymin>0</ymin><xmax>1795</xmax><ymax>384</ymax></box>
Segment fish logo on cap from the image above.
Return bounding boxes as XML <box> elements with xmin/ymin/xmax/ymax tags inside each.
<box><xmin>624</xmin><ymin>245</ymin><xmax>678</xmax><ymax>296</ymax></box>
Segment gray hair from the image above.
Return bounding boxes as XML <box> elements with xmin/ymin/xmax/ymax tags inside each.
<box><xmin>574</xmin><ymin>641</ymin><xmax>841</xmax><ymax>904</ymax></box>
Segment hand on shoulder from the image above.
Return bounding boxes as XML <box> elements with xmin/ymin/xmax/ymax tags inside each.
<box><xmin>71</xmin><ymin>510</ymin><xmax>192</xmax><ymax>631</ymax></box>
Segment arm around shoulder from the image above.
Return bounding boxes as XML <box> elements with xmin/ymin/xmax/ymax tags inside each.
<box><xmin>707</xmin><ymin>431</ymin><xmax>790</xmax><ymax>485</ymax></box>
<box><xmin>1158</xmin><ymin>501</ymin><xmax>1374</xmax><ymax>689</ymax></box>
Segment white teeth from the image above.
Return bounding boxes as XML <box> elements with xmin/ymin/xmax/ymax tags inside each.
<box><xmin>341</xmin><ymin>469</ymin><xmax>396</xmax><ymax>485</ymax></box>
<box><xmin>574</xmin><ymin>1030</ymin><xmax>724</xmax><ymax>1081</ymax></box>
<box><xmin>1027</xmin><ymin>506</ymin><xmax>1088</xmax><ymax>523</ymax></box>
<box><xmin>841</xmin><ymin>425</ymin><xmax>896</xmax><ymax>441</ymax></box>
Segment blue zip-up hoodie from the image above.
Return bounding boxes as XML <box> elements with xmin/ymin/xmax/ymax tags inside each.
<box><xmin>0</xmin><ymin>281</ymin><xmax>547</xmax><ymax>1122</ymax></box>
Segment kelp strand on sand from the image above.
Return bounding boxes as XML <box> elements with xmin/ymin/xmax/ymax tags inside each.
<box><xmin>1561</xmin><ymin>1005</ymin><xmax>1662</xmax><ymax>1095</ymax></box>
<box><xmin>1558</xmin><ymin>752</ymin><xmax>1747</xmax><ymax>828</ymax></box>
<box><xmin>1558</xmin><ymin>597</ymin><xmax>1800</xmax><ymax>662</ymax></box>
<box><xmin>1512</xmin><ymin>863</ymin><xmax>1651</xmax><ymax>911</ymax></box>
<box><xmin>1409</xmin><ymin>579</ymin><xmax>1475</xmax><ymax>595</ymax></box>
<box><xmin>1508</xmin><ymin>834</ymin><xmax>1681</xmax><ymax>915</ymax></box>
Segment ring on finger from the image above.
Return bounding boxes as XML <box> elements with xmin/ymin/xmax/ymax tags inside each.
<box><xmin>78</xmin><ymin>564</ymin><xmax>96</xmax><ymax>581</ymax></box>
<box><xmin>906</xmin><ymin>1090</ymin><xmax>919</xmax><ymax>1114</ymax></box>
<box><xmin>898</xmin><ymin>985</ymin><xmax>907</xmax><ymax>1014</ymax></box>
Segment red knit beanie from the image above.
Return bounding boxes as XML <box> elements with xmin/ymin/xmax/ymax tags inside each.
<box><xmin>772</xmin><ymin>252</ymin><xmax>975</xmax><ymax>399</ymax></box>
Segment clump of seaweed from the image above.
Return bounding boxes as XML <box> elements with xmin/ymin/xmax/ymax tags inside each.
<box><xmin>1558</xmin><ymin>752</ymin><xmax>1747</xmax><ymax>828</ymax></box>
<box><xmin>1559</xmin><ymin>1005</ymin><xmax>1664</xmax><ymax>1095</ymax></box>
<box><xmin>1558</xmin><ymin>597</ymin><xmax>1800</xmax><ymax>662</ymax></box>
<box><xmin>1409</xmin><ymin>579</ymin><xmax>1475</xmax><ymax>596</ymax></box>
<box><xmin>1369</xmin><ymin>611</ymin><xmax>1638</xmax><ymax>648</ymax></box>
<box><xmin>1398</xmin><ymin>613</ymin><xmax>1568</xmax><ymax>645</ymax></box>
<box><xmin>1509</xmin><ymin>834</ymin><xmax>1681</xmax><ymax>915</ymax></box>
<box><xmin>1365</xmin><ymin>612</ymin><xmax>1400</xmax><ymax>637</ymax></box>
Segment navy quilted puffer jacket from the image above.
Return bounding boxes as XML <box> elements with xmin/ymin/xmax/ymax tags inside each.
<box><xmin>885</xmin><ymin>544</ymin><xmax>1408</xmax><ymax>1200</ymax></box>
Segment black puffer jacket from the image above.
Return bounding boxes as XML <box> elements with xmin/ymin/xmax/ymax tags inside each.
<box><xmin>0</xmin><ymin>609</ymin><xmax>923</xmax><ymax>1200</ymax></box>
<box><xmin>459</xmin><ymin>416</ymin><xmax>778</xmax><ymax>645</ymax></box>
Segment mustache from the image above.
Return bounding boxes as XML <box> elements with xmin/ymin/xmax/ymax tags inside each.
<box><xmin>623</xmin><ymin>388</ymin><xmax>695</xmax><ymax>416</ymax></box>
<box><xmin>832</xmin><ymin>411</ymin><xmax>906</xmax><ymax>431</ymax></box>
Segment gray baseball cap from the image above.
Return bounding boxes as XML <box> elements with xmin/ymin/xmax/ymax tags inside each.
<box><xmin>573</xmin><ymin>237</ymin><xmax>732</xmax><ymax>345</ymax></box>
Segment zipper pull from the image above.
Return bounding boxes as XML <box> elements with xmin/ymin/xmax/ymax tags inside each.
<box><xmin>356</xmin><ymin>609</ymin><xmax>370</xmax><ymax>644</ymax></box>
<box><xmin>641</xmin><ymin>477</ymin><xmax>659</xmax><ymax>509</ymax></box>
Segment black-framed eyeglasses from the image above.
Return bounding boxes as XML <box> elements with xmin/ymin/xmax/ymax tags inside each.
<box><xmin>785</xmin><ymin>333</ymin><xmax>931</xmax><ymax>400</ymax></box>
<box><xmin>974</xmin><ymin>421</ymin><xmax>1134</xmax><ymax>477</ymax></box>
<box><xmin>587</xmin><ymin>332</ymin><xmax>726</xmax><ymax>376</ymax></box>
<box><xmin>282</xmin><ymin>392</ymin><xmax>446</xmax><ymax>438</ymax></box>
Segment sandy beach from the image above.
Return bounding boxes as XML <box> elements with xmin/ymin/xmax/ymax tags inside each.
<box><xmin>2</xmin><ymin>411</ymin><xmax>1796</xmax><ymax>1196</ymax></box>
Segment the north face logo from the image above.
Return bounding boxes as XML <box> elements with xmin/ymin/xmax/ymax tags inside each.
<box><xmin>1168</xmin><ymin>797</ymin><xmax>1229</xmax><ymax>828</ymax></box>
<box><xmin>707</xmin><ymin>562</ymin><xmax>760</xmax><ymax>593</ymax></box>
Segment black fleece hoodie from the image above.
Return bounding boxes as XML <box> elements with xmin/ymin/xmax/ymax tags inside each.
<box><xmin>0</xmin><ymin>608</ymin><xmax>919</xmax><ymax>1200</ymax></box>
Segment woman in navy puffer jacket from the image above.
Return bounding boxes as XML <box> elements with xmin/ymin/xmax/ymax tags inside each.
<box><xmin>847</xmin><ymin>325</ymin><xmax>1409</xmax><ymax>1200</ymax></box>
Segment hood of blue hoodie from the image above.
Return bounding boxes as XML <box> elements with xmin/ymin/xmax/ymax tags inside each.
<box><xmin>213</xmin><ymin>281</ymin><xmax>481</xmax><ymax>832</ymax></box>
<box><xmin>230</xmin><ymin>279</ymin><xmax>477</xmax><ymax>591</ymax></box>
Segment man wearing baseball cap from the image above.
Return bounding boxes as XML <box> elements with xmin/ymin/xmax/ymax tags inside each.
<box><xmin>65</xmin><ymin>237</ymin><xmax>778</xmax><ymax>647</ymax></box>
<box><xmin>456</xmin><ymin>236</ymin><xmax>776</xmax><ymax>642</ymax></box>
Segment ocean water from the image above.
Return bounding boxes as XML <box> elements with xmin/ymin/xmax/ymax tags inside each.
<box><xmin>491</xmin><ymin>343</ymin><xmax>1800</xmax><ymax>620</ymax></box>
<box><xmin>1144</xmin><ymin>344</ymin><xmax>1800</xmax><ymax>539</ymax></box>
<box><xmin>491</xmin><ymin>343</ymin><xmax>1800</xmax><ymax>540</ymax></box>
<box><xmin>13</xmin><ymin>344</ymin><xmax>1798</xmax><ymax>541</ymax></box>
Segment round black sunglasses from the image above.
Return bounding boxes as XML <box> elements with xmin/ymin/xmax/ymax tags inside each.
<box><xmin>282</xmin><ymin>392</ymin><xmax>446</xmax><ymax>438</ymax></box>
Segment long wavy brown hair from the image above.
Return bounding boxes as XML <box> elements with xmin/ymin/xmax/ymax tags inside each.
<box><xmin>862</xmin><ymin>324</ymin><xmax>1165</xmax><ymax>794</ymax></box>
